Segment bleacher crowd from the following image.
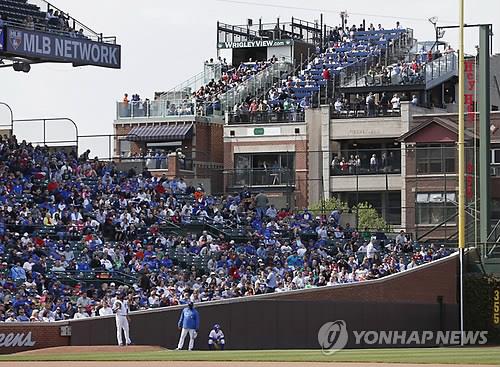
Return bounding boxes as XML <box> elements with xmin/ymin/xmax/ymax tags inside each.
<box><xmin>0</xmin><ymin>134</ymin><xmax>454</xmax><ymax>322</ymax></box>
<box><xmin>0</xmin><ymin>2</ymin><xmax>87</xmax><ymax>39</ymax></box>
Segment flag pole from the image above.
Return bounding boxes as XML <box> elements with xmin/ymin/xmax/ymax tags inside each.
<box><xmin>458</xmin><ymin>0</ymin><xmax>466</xmax><ymax>347</ymax></box>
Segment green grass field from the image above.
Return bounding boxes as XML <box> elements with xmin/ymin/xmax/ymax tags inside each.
<box><xmin>1</xmin><ymin>347</ymin><xmax>500</xmax><ymax>364</ymax></box>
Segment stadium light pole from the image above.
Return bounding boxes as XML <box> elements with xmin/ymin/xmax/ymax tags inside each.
<box><xmin>457</xmin><ymin>0</ymin><xmax>465</xmax><ymax>347</ymax></box>
<box><xmin>0</xmin><ymin>102</ymin><xmax>14</xmax><ymax>132</ymax></box>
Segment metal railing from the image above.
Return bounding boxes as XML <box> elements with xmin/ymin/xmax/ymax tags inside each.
<box><xmin>116</xmin><ymin>99</ymin><xmax>198</xmax><ymax>119</ymax></box>
<box><xmin>116</xmin><ymin>61</ymin><xmax>292</xmax><ymax>119</ymax></box>
<box><xmin>425</xmin><ymin>52</ymin><xmax>458</xmax><ymax>85</ymax></box>
<box><xmin>220</xmin><ymin>59</ymin><xmax>293</xmax><ymax>113</ymax></box>
<box><xmin>157</xmin><ymin>64</ymin><xmax>223</xmax><ymax>102</ymax></box>
<box><xmin>225</xmin><ymin>168</ymin><xmax>295</xmax><ymax>187</ymax></box>
<box><xmin>330</xmin><ymin>148</ymin><xmax>401</xmax><ymax>176</ymax></box>
<box><xmin>2</xmin><ymin>0</ymin><xmax>116</xmax><ymax>43</ymax></box>
<box><xmin>227</xmin><ymin>111</ymin><xmax>305</xmax><ymax>124</ymax></box>
<box><xmin>338</xmin><ymin>29</ymin><xmax>416</xmax><ymax>88</ymax></box>
<box><xmin>330</xmin><ymin>104</ymin><xmax>401</xmax><ymax>118</ymax></box>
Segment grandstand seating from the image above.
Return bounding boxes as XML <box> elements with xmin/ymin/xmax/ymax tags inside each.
<box><xmin>0</xmin><ymin>131</ymin><xmax>455</xmax><ymax>321</ymax></box>
<box><xmin>0</xmin><ymin>0</ymin><xmax>45</xmax><ymax>24</ymax></box>
<box><xmin>281</xmin><ymin>28</ymin><xmax>408</xmax><ymax>102</ymax></box>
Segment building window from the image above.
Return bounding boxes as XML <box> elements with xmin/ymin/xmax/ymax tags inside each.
<box><xmin>233</xmin><ymin>153</ymin><xmax>295</xmax><ymax>186</ymax></box>
<box><xmin>415</xmin><ymin>144</ymin><xmax>456</xmax><ymax>174</ymax></box>
<box><xmin>119</xmin><ymin>139</ymin><xmax>131</xmax><ymax>158</ymax></box>
<box><xmin>416</xmin><ymin>192</ymin><xmax>457</xmax><ymax>224</ymax></box>
<box><xmin>492</xmin><ymin>149</ymin><xmax>500</xmax><ymax>165</ymax></box>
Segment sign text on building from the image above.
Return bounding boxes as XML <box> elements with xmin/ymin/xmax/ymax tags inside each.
<box><xmin>493</xmin><ymin>287</ymin><xmax>500</xmax><ymax>328</ymax></box>
<box><xmin>4</xmin><ymin>26</ymin><xmax>121</xmax><ymax>69</ymax></box>
<box><xmin>0</xmin><ymin>332</ymin><xmax>36</xmax><ymax>348</ymax></box>
<box><xmin>218</xmin><ymin>39</ymin><xmax>291</xmax><ymax>49</ymax></box>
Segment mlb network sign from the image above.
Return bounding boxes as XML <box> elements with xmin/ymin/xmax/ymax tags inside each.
<box><xmin>217</xmin><ymin>39</ymin><xmax>292</xmax><ymax>49</ymax></box>
<box><xmin>4</xmin><ymin>26</ymin><xmax>121</xmax><ymax>69</ymax></box>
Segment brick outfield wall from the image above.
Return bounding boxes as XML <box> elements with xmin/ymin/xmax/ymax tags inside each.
<box><xmin>0</xmin><ymin>322</ymin><xmax>70</xmax><ymax>354</ymax></box>
<box><xmin>0</xmin><ymin>254</ymin><xmax>458</xmax><ymax>353</ymax></box>
<box><xmin>70</xmin><ymin>254</ymin><xmax>459</xmax><ymax>350</ymax></box>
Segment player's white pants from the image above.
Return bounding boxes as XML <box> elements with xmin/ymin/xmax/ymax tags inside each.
<box><xmin>177</xmin><ymin>328</ymin><xmax>196</xmax><ymax>350</ymax></box>
<box><xmin>116</xmin><ymin>315</ymin><xmax>131</xmax><ymax>345</ymax></box>
<box><xmin>208</xmin><ymin>339</ymin><xmax>225</xmax><ymax>345</ymax></box>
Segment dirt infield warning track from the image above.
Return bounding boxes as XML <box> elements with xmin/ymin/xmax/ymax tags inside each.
<box><xmin>13</xmin><ymin>345</ymin><xmax>166</xmax><ymax>355</ymax></box>
<box><xmin>1</xmin><ymin>363</ymin><xmax>498</xmax><ymax>367</ymax></box>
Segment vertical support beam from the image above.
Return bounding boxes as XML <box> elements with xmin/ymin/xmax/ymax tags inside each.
<box><xmin>457</xmin><ymin>0</ymin><xmax>465</xmax><ymax>348</ymax></box>
<box><xmin>479</xmin><ymin>25</ymin><xmax>491</xmax><ymax>245</ymax></box>
<box><xmin>320</xmin><ymin>13</ymin><xmax>323</xmax><ymax>47</ymax></box>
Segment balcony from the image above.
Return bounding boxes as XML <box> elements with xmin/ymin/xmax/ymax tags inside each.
<box><xmin>115</xmin><ymin>156</ymin><xmax>194</xmax><ymax>173</ymax></box>
<box><xmin>116</xmin><ymin>99</ymin><xmax>217</xmax><ymax>120</ymax></box>
<box><xmin>330</xmin><ymin>173</ymin><xmax>402</xmax><ymax>192</ymax></box>
<box><xmin>330</xmin><ymin>148</ymin><xmax>401</xmax><ymax>192</ymax></box>
<box><xmin>225</xmin><ymin>168</ymin><xmax>295</xmax><ymax>188</ymax></box>
<box><xmin>330</xmin><ymin>105</ymin><xmax>401</xmax><ymax>119</ymax></box>
<box><xmin>227</xmin><ymin>111</ymin><xmax>305</xmax><ymax>125</ymax></box>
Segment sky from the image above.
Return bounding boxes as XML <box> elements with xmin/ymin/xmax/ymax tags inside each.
<box><xmin>0</xmin><ymin>0</ymin><xmax>498</xmax><ymax>156</ymax></box>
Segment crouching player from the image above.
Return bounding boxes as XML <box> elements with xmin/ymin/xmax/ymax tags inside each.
<box><xmin>208</xmin><ymin>324</ymin><xmax>225</xmax><ymax>350</ymax></box>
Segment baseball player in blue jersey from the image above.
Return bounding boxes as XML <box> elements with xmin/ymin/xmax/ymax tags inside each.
<box><xmin>208</xmin><ymin>324</ymin><xmax>225</xmax><ymax>350</ymax></box>
<box><xmin>176</xmin><ymin>301</ymin><xmax>199</xmax><ymax>351</ymax></box>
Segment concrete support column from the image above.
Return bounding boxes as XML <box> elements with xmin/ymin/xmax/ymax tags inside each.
<box><xmin>167</xmin><ymin>153</ymin><xmax>179</xmax><ymax>179</ymax></box>
<box><xmin>320</xmin><ymin>105</ymin><xmax>331</xmax><ymax>200</ymax></box>
<box><xmin>400</xmin><ymin>102</ymin><xmax>412</xmax><ymax>231</ymax></box>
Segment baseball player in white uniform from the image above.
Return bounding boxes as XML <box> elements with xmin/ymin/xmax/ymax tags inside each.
<box><xmin>113</xmin><ymin>293</ymin><xmax>132</xmax><ymax>346</ymax></box>
<box><xmin>208</xmin><ymin>324</ymin><xmax>225</xmax><ymax>350</ymax></box>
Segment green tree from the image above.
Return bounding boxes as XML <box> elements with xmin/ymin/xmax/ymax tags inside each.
<box><xmin>309</xmin><ymin>198</ymin><xmax>390</xmax><ymax>231</ymax></box>
<box><xmin>309</xmin><ymin>197</ymin><xmax>348</xmax><ymax>216</ymax></box>
<box><xmin>354</xmin><ymin>202</ymin><xmax>390</xmax><ymax>231</ymax></box>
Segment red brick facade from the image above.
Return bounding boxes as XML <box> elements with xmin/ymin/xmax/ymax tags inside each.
<box><xmin>0</xmin><ymin>322</ymin><xmax>70</xmax><ymax>354</ymax></box>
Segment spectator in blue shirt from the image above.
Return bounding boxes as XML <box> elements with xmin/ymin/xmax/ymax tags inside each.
<box><xmin>10</xmin><ymin>263</ymin><xmax>27</xmax><ymax>284</ymax></box>
<box><xmin>16</xmin><ymin>307</ymin><xmax>30</xmax><ymax>322</ymax></box>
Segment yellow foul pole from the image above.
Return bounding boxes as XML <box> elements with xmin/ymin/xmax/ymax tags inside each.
<box><xmin>458</xmin><ymin>0</ymin><xmax>465</xmax><ymax>347</ymax></box>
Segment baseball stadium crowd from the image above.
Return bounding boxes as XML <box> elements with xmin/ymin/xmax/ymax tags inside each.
<box><xmin>0</xmin><ymin>135</ymin><xmax>454</xmax><ymax>322</ymax></box>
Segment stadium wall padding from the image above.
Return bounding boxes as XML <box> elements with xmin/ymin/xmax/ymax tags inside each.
<box><xmin>68</xmin><ymin>254</ymin><xmax>459</xmax><ymax>350</ymax></box>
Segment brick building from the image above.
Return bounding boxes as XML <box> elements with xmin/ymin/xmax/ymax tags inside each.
<box><xmin>113</xmin><ymin>108</ymin><xmax>224</xmax><ymax>193</ymax></box>
<box><xmin>223</xmin><ymin>102</ymin><xmax>500</xmax><ymax>239</ymax></box>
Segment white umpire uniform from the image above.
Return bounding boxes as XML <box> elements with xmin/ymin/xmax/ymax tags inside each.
<box><xmin>113</xmin><ymin>297</ymin><xmax>132</xmax><ymax>346</ymax></box>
